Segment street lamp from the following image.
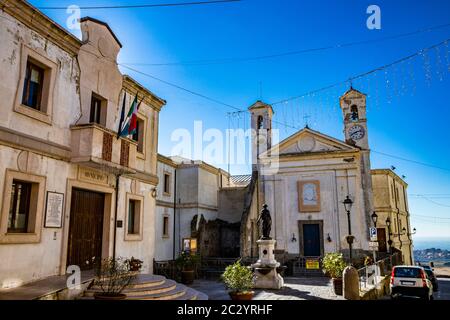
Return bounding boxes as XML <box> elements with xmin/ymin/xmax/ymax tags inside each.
<box><xmin>408</xmin><ymin>228</ymin><xmax>417</xmax><ymax>236</ymax></box>
<box><xmin>370</xmin><ymin>212</ymin><xmax>378</xmax><ymax>265</ymax></box>
<box><xmin>343</xmin><ymin>196</ymin><xmax>354</xmax><ymax>262</ymax></box>
<box><xmin>386</xmin><ymin>217</ymin><xmax>393</xmax><ymax>253</ymax></box>
<box><xmin>371</xmin><ymin>212</ymin><xmax>378</xmax><ymax>228</ymax></box>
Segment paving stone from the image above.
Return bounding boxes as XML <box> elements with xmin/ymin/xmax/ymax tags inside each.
<box><xmin>189</xmin><ymin>277</ymin><xmax>345</xmax><ymax>300</ymax></box>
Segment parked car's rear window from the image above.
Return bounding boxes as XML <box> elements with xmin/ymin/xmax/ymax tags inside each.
<box><xmin>394</xmin><ymin>267</ymin><xmax>422</xmax><ymax>278</ymax></box>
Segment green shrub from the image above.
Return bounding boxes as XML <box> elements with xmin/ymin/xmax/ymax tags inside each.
<box><xmin>322</xmin><ymin>253</ymin><xmax>346</xmax><ymax>279</ymax></box>
<box><xmin>221</xmin><ymin>260</ymin><xmax>254</xmax><ymax>293</ymax></box>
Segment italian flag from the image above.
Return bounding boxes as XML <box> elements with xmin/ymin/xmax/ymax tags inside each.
<box><xmin>119</xmin><ymin>93</ymin><xmax>140</xmax><ymax>138</ymax></box>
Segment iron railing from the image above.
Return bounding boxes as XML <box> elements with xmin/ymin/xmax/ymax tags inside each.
<box><xmin>357</xmin><ymin>253</ymin><xmax>401</xmax><ymax>290</ymax></box>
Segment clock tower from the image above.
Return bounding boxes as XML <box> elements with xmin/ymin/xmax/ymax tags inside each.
<box><xmin>340</xmin><ymin>88</ymin><xmax>369</xmax><ymax>149</ymax></box>
<box><xmin>340</xmin><ymin>88</ymin><xmax>373</xmax><ymax>243</ymax></box>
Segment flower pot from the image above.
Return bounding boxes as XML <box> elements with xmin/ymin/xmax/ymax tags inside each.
<box><xmin>181</xmin><ymin>270</ymin><xmax>195</xmax><ymax>285</ymax></box>
<box><xmin>93</xmin><ymin>293</ymin><xmax>127</xmax><ymax>300</ymax></box>
<box><xmin>332</xmin><ymin>278</ymin><xmax>343</xmax><ymax>296</ymax></box>
<box><xmin>229</xmin><ymin>291</ymin><xmax>254</xmax><ymax>301</ymax></box>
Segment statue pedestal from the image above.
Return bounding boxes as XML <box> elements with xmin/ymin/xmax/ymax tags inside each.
<box><xmin>251</xmin><ymin>239</ymin><xmax>284</xmax><ymax>290</ymax></box>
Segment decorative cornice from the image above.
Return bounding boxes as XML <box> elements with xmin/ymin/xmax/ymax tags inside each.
<box><xmin>177</xmin><ymin>202</ymin><xmax>218</xmax><ymax>211</ymax></box>
<box><xmin>371</xmin><ymin>169</ymin><xmax>408</xmax><ymax>187</ymax></box>
<box><xmin>125</xmin><ymin>170</ymin><xmax>159</xmax><ymax>186</ymax></box>
<box><xmin>157</xmin><ymin>153</ymin><xmax>178</xmax><ymax>168</ymax></box>
<box><xmin>123</xmin><ymin>75</ymin><xmax>166</xmax><ymax>112</ymax></box>
<box><xmin>1</xmin><ymin>0</ymin><xmax>82</xmax><ymax>56</ymax></box>
<box><xmin>0</xmin><ymin>125</ymin><xmax>71</xmax><ymax>160</ymax></box>
<box><xmin>79</xmin><ymin>17</ymin><xmax>122</xmax><ymax>48</ymax></box>
<box><xmin>263</xmin><ymin>149</ymin><xmax>360</xmax><ymax>162</ymax></box>
<box><xmin>156</xmin><ymin>200</ymin><xmax>174</xmax><ymax>208</ymax></box>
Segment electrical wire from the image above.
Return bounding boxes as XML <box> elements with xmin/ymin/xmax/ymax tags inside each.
<box><xmin>410</xmin><ymin>195</ymin><xmax>450</xmax><ymax>208</ymax></box>
<box><xmin>119</xmin><ymin>63</ymin><xmax>242</xmax><ymax>111</ymax></box>
<box><xmin>412</xmin><ymin>214</ymin><xmax>450</xmax><ymax>220</ymax></box>
<box><xmin>4</xmin><ymin>0</ymin><xmax>242</xmax><ymax>10</ymax></box>
<box><xmin>121</xmin><ymin>22</ymin><xmax>450</xmax><ymax>67</ymax></box>
<box><xmin>371</xmin><ymin>150</ymin><xmax>450</xmax><ymax>172</ymax></box>
<box><xmin>269</xmin><ymin>37</ymin><xmax>450</xmax><ymax>106</ymax></box>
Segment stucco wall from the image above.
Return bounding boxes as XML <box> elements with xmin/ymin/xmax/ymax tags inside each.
<box><xmin>217</xmin><ymin>187</ymin><xmax>247</xmax><ymax>223</ymax></box>
<box><xmin>0</xmin><ymin>146</ymin><xmax>75</xmax><ymax>288</ymax></box>
<box><xmin>113</xmin><ymin>177</ymin><xmax>156</xmax><ymax>273</ymax></box>
<box><xmin>0</xmin><ymin>10</ymin><xmax>80</xmax><ymax>146</ymax></box>
<box><xmin>0</xmin><ymin>11</ymin><xmax>162</xmax><ymax>288</ymax></box>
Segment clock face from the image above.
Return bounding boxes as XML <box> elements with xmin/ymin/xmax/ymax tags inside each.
<box><xmin>348</xmin><ymin>125</ymin><xmax>365</xmax><ymax>140</ymax></box>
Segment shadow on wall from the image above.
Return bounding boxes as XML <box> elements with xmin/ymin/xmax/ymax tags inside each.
<box><xmin>191</xmin><ymin>215</ymin><xmax>240</xmax><ymax>258</ymax></box>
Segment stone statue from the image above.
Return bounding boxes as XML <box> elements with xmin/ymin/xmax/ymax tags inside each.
<box><xmin>257</xmin><ymin>204</ymin><xmax>272</xmax><ymax>240</ymax></box>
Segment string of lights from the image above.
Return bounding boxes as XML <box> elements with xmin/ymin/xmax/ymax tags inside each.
<box><xmin>269</xmin><ymin>37</ymin><xmax>450</xmax><ymax>106</ymax></box>
<box><xmin>3</xmin><ymin>0</ymin><xmax>242</xmax><ymax>10</ymax></box>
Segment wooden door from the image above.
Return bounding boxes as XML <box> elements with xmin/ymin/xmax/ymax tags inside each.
<box><xmin>303</xmin><ymin>224</ymin><xmax>321</xmax><ymax>257</ymax></box>
<box><xmin>67</xmin><ymin>188</ymin><xmax>105</xmax><ymax>270</ymax></box>
<box><xmin>377</xmin><ymin>228</ymin><xmax>387</xmax><ymax>252</ymax></box>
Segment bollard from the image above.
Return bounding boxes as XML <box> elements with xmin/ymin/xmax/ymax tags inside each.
<box><xmin>343</xmin><ymin>265</ymin><xmax>360</xmax><ymax>300</ymax></box>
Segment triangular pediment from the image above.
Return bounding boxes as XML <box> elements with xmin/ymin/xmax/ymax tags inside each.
<box><xmin>261</xmin><ymin>127</ymin><xmax>358</xmax><ymax>157</ymax></box>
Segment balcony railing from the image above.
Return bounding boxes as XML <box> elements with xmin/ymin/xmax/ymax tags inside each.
<box><xmin>70</xmin><ymin>123</ymin><xmax>138</xmax><ymax>174</ymax></box>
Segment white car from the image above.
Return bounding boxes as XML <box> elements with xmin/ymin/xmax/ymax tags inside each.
<box><xmin>390</xmin><ymin>265</ymin><xmax>434</xmax><ymax>300</ymax></box>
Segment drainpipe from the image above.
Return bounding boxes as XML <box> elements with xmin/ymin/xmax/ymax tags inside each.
<box><xmin>172</xmin><ymin>169</ymin><xmax>177</xmax><ymax>260</ymax></box>
<box><xmin>113</xmin><ymin>173</ymin><xmax>121</xmax><ymax>260</ymax></box>
<box><xmin>393</xmin><ymin>182</ymin><xmax>403</xmax><ymax>253</ymax></box>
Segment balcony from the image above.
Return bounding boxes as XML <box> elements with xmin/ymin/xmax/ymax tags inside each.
<box><xmin>70</xmin><ymin>124</ymin><xmax>137</xmax><ymax>174</ymax></box>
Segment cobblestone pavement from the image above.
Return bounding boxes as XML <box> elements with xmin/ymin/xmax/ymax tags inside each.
<box><xmin>190</xmin><ymin>277</ymin><xmax>344</xmax><ymax>300</ymax></box>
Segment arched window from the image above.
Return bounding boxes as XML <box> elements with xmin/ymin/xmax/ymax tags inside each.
<box><xmin>350</xmin><ymin>105</ymin><xmax>359</xmax><ymax>121</ymax></box>
<box><xmin>257</xmin><ymin>115</ymin><xmax>264</xmax><ymax>129</ymax></box>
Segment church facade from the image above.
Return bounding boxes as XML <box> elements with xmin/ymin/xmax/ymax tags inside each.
<box><xmin>242</xmin><ymin>89</ymin><xmax>414</xmax><ymax>265</ymax></box>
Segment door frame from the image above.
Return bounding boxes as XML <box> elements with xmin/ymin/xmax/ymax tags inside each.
<box><xmin>60</xmin><ymin>179</ymin><xmax>114</xmax><ymax>275</ymax></box>
<box><xmin>377</xmin><ymin>228</ymin><xmax>388</xmax><ymax>253</ymax></box>
<box><xmin>298</xmin><ymin>220</ymin><xmax>324</xmax><ymax>257</ymax></box>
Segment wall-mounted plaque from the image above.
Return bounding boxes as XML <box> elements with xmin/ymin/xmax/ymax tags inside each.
<box><xmin>298</xmin><ymin>180</ymin><xmax>321</xmax><ymax>212</ymax></box>
<box><xmin>44</xmin><ymin>191</ymin><xmax>64</xmax><ymax>228</ymax></box>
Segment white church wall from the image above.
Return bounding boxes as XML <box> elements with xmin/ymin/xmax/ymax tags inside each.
<box><xmin>262</xmin><ymin>155</ymin><xmax>370</xmax><ymax>257</ymax></box>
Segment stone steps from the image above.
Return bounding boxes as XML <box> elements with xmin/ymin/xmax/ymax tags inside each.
<box><xmin>81</xmin><ymin>274</ymin><xmax>207</xmax><ymax>300</ymax></box>
<box><xmin>85</xmin><ymin>279</ymin><xmax>177</xmax><ymax>297</ymax></box>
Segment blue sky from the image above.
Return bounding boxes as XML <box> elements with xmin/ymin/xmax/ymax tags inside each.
<box><xmin>29</xmin><ymin>0</ymin><xmax>450</xmax><ymax>238</ymax></box>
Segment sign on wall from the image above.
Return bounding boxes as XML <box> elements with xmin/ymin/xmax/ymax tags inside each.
<box><xmin>44</xmin><ymin>191</ymin><xmax>64</xmax><ymax>228</ymax></box>
<box><xmin>306</xmin><ymin>259</ymin><xmax>320</xmax><ymax>270</ymax></box>
<box><xmin>298</xmin><ymin>180</ymin><xmax>321</xmax><ymax>212</ymax></box>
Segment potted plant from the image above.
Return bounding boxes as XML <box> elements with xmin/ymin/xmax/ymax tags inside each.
<box><xmin>322</xmin><ymin>253</ymin><xmax>346</xmax><ymax>296</ymax></box>
<box><xmin>92</xmin><ymin>257</ymin><xmax>136</xmax><ymax>300</ymax></box>
<box><xmin>126</xmin><ymin>257</ymin><xmax>143</xmax><ymax>272</ymax></box>
<box><xmin>176</xmin><ymin>251</ymin><xmax>199</xmax><ymax>285</ymax></box>
<box><xmin>222</xmin><ymin>260</ymin><xmax>254</xmax><ymax>300</ymax></box>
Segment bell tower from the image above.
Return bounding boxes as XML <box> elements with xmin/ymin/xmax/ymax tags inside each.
<box><xmin>340</xmin><ymin>88</ymin><xmax>369</xmax><ymax>150</ymax></box>
<box><xmin>249</xmin><ymin>101</ymin><xmax>273</xmax><ymax>172</ymax></box>
<box><xmin>340</xmin><ymin>88</ymin><xmax>373</xmax><ymax>244</ymax></box>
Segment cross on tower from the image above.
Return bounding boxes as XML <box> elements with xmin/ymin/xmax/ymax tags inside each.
<box><xmin>303</xmin><ymin>114</ymin><xmax>311</xmax><ymax>128</ymax></box>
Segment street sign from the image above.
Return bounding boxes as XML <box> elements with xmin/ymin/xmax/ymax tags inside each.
<box><xmin>369</xmin><ymin>227</ymin><xmax>378</xmax><ymax>241</ymax></box>
<box><xmin>369</xmin><ymin>241</ymin><xmax>379</xmax><ymax>250</ymax></box>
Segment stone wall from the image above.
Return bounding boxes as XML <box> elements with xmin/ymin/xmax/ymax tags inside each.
<box><xmin>193</xmin><ymin>215</ymin><xmax>240</xmax><ymax>258</ymax></box>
